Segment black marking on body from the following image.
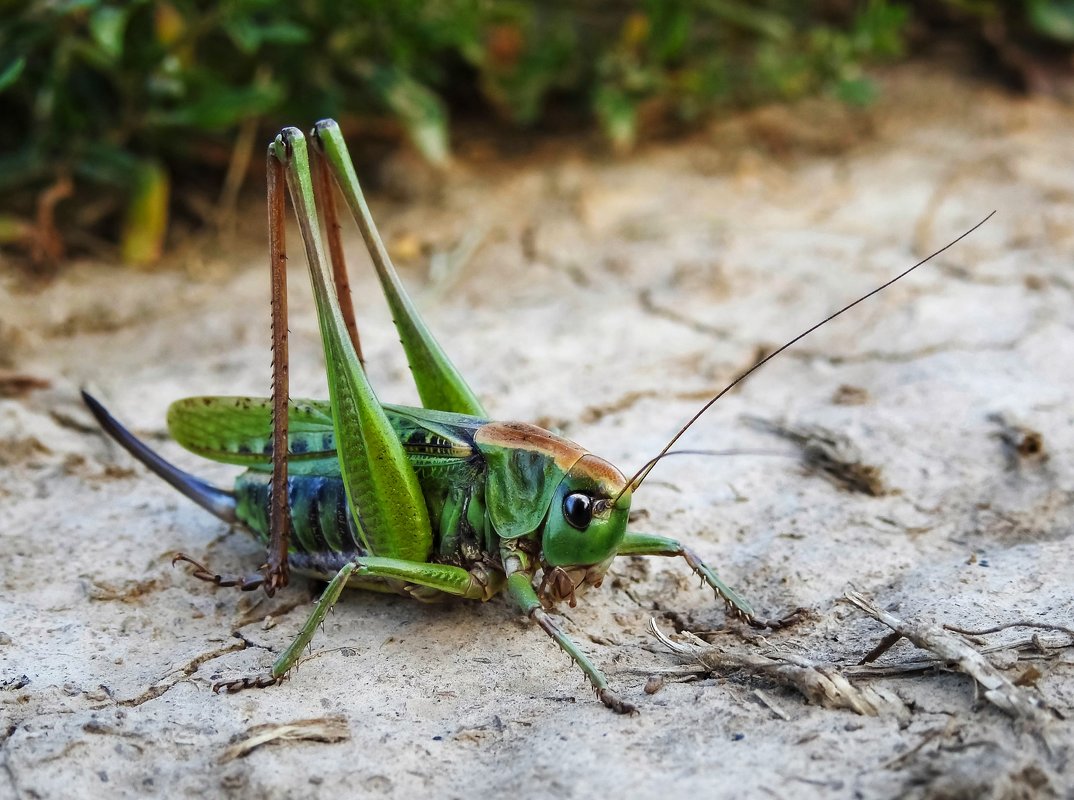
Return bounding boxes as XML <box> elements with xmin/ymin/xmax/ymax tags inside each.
<box><xmin>287</xmin><ymin>550</ymin><xmax>362</xmax><ymax>578</ymax></box>
<box><xmin>237</xmin><ymin>473</ymin><xmax>363</xmax><ymax>557</ymax></box>
<box><xmin>401</xmin><ymin>428</ymin><xmax>471</xmax><ymax>457</ymax></box>
<box><xmin>305</xmin><ymin>479</ymin><xmax>329</xmax><ymax>553</ymax></box>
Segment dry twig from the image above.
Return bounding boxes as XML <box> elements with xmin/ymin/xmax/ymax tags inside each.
<box><xmin>843</xmin><ymin>592</ymin><xmax>1059</xmax><ymax>725</ymax></box>
<box><xmin>649</xmin><ymin>619</ymin><xmax>902</xmax><ymax>716</ymax></box>
<box><xmin>220</xmin><ymin>716</ymin><xmax>350</xmax><ymax>762</ymax></box>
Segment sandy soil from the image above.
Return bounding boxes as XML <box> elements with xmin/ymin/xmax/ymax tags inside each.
<box><xmin>2</xmin><ymin>69</ymin><xmax>1072</xmax><ymax>799</ymax></box>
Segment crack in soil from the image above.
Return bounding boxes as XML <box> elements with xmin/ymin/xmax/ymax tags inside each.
<box><xmin>0</xmin><ymin>748</ymin><xmax>18</xmax><ymax>800</ymax></box>
<box><xmin>638</xmin><ymin>288</ymin><xmax>732</xmax><ymax>340</ymax></box>
<box><xmin>578</xmin><ymin>387</ymin><xmax>716</xmax><ymax>425</ymax></box>
<box><xmin>786</xmin><ymin>336</ymin><xmax>1026</xmax><ymax>366</ymax></box>
<box><xmin>118</xmin><ymin>641</ymin><xmax>247</xmax><ymax>707</ymax></box>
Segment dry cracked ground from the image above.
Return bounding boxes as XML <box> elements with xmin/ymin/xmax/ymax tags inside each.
<box><xmin>2</xmin><ymin>69</ymin><xmax>1072</xmax><ymax>799</ymax></box>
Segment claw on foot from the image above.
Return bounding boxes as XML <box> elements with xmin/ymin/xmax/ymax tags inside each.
<box><xmin>172</xmin><ymin>553</ymin><xmax>265</xmax><ymax>592</ymax></box>
<box><xmin>261</xmin><ymin>559</ymin><xmax>289</xmax><ymax>597</ymax></box>
<box><xmin>598</xmin><ymin>688</ymin><xmax>639</xmax><ymax>715</ymax></box>
<box><xmin>172</xmin><ymin>552</ymin><xmax>214</xmax><ymax>581</ymax></box>
<box><xmin>213</xmin><ymin>674</ymin><xmax>281</xmax><ymax>693</ymax></box>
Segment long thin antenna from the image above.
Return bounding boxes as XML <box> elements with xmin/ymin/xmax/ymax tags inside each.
<box><xmin>620</xmin><ymin>447</ymin><xmax>797</xmax><ymax>479</ymax></box>
<box><xmin>617</xmin><ymin>211</ymin><xmax>996</xmax><ymax>502</ymax></box>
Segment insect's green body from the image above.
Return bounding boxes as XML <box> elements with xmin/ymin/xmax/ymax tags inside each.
<box><xmin>164</xmin><ymin>395</ymin><xmax>632</xmax><ymax>607</ymax></box>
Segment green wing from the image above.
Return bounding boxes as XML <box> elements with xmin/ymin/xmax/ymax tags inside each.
<box><xmin>168</xmin><ymin>396</ymin><xmax>485</xmax><ymax>477</ymax></box>
<box><xmin>167</xmin><ymin>397</ymin><xmax>338</xmax><ymax>474</ymax></box>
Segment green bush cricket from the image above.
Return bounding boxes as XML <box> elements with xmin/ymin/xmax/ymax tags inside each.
<box><xmin>83</xmin><ymin>121</ymin><xmax>992</xmax><ymax>713</ymax></box>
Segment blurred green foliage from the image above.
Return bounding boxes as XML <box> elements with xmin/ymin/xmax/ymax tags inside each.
<box><xmin>1</xmin><ymin>0</ymin><xmax>1072</xmax><ymax>266</ymax></box>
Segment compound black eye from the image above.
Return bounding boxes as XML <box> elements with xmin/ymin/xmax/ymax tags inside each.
<box><xmin>562</xmin><ymin>492</ymin><xmax>593</xmax><ymax>530</ymax></box>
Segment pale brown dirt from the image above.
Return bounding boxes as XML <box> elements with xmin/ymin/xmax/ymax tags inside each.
<box><xmin>1</xmin><ymin>69</ymin><xmax>1072</xmax><ymax>799</ymax></box>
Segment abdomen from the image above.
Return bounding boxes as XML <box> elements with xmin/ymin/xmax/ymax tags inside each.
<box><xmin>234</xmin><ymin>471</ymin><xmax>367</xmax><ymax>577</ymax></box>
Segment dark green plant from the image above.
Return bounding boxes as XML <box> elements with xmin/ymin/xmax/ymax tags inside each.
<box><xmin>938</xmin><ymin>0</ymin><xmax>1074</xmax><ymax>42</ymax></box>
<box><xmin>4</xmin><ymin>0</ymin><xmax>1067</xmax><ymax>267</ymax></box>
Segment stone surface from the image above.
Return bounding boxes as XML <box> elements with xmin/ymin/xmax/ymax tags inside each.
<box><xmin>2</xmin><ymin>69</ymin><xmax>1071</xmax><ymax>799</ymax></box>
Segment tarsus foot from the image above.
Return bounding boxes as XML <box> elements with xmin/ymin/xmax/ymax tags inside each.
<box><xmin>261</xmin><ymin>558</ymin><xmax>289</xmax><ymax>597</ymax></box>
<box><xmin>213</xmin><ymin>674</ymin><xmax>281</xmax><ymax>693</ymax></box>
<box><xmin>598</xmin><ymin>688</ymin><xmax>639</xmax><ymax>715</ymax></box>
<box><xmin>741</xmin><ymin>606</ymin><xmax>809</xmax><ymax>631</ymax></box>
<box><xmin>172</xmin><ymin>553</ymin><xmax>265</xmax><ymax>592</ymax></box>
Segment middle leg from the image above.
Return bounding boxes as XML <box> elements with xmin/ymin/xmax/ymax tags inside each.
<box><xmin>618</xmin><ymin>531</ymin><xmax>805</xmax><ymax>630</ymax></box>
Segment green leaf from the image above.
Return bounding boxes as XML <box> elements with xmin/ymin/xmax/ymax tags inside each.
<box><xmin>595</xmin><ymin>85</ymin><xmax>637</xmax><ymax>153</ymax></box>
<box><xmin>0</xmin><ymin>214</ymin><xmax>33</xmax><ymax>245</ymax></box>
<box><xmin>255</xmin><ymin>21</ymin><xmax>310</xmax><ymax>46</ymax></box>
<box><xmin>851</xmin><ymin>0</ymin><xmax>909</xmax><ymax>57</ymax></box>
<box><xmin>120</xmin><ymin>160</ymin><xmax>169</xmax><ymax>266</ymax></box>
<box><xmin>700</xmin><ymin>0</ymin><xmax>792</xmax><ymax>41</ymax></box>
<box><xmin>0</xmin><ymin>57</ymin><xmax>26</xmax><ymax>93</ymax></box>
<box><xmin>1028</xmin><ymin>0</ymin><xmax>1074</xmax><ymax>42</ymax></box>
<box><xmin>89</xmin><ymin>5</ymin><xmax>130</xmax><ymax>61</ymax></box>
<box><xmin>150</xmin><ymin>82</ymin><xmax>283</xmax><ymax>130</ymax></box>
<box><xmin>55</xmin><ymin>0</ymin><xmax>99</xmax><ymax>14</ymax></box>
<box><xmin>224</xmin><ymin>17</ymin><xmax>310</xmax><ymax>54</ymax></box>
<box><xmin>74</xmin><ymin>141</ymin><xmax>146</xmax><ymax>186</ymax></box>
<box><xmin>646</xmin><ymin>3</ymin><xmax>690</xmax><ymax>62</ymax></box>
<box><xmin>370</xmin><ymin>67</ymin><xmax>450</xmax><ymax>164</ymax></box>
<box><xmin>835</xmin><ymin>76</ymin><xmax>877</xmax><ymax>106</ymax></box>
<box><xmin>223</xmin><ymin>17</ymin><xmax>261</xmax><ymax>54</ymax></box>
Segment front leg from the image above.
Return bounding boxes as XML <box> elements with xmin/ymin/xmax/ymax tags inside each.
<box><xmin>504</xmin><ymin>567</ymin><xmax>636</xmax><ymax>715</ymax></box>
<box><xmin>618</xmin><ymin>532</ymin><xmax>804</xmax><ymax>630</ymax></box>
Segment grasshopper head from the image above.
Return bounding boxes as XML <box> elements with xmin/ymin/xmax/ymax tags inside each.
<box><xmin>538</xmin><ymin>454</ymin><xmax>631</xmax><ymax>605</ymax></box>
